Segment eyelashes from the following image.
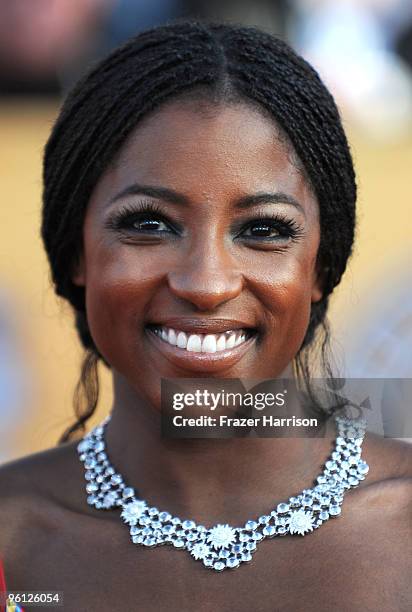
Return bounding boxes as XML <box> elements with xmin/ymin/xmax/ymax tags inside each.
<box><xmin>103</xmin><ymin>200</ymin><xmax>305</xmax><ymax>243</ymax></box>
<box><xmin>104</xmin><ymin>201</ymin><xmax>173</xmax><ymax>234</ymax></box>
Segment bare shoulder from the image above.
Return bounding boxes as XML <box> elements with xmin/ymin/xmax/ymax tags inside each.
<box><xmin>0</xmin><ymin>441</ymin><xmax>83</xmax><ymax>548</ymax></box>
<box><xmin>351</xmin><ymin>432</ymin><xmax>412</xmax><ymax>527</ymax></box>
<box><xmin>0</xmin><ymin>441</ymin><xmax>81</xmax><ymax>500</ymax></box>
<box><xmin>363</xmin><ymin>432</ymin><xmax>412</xmax><ymax>482</ymax></box>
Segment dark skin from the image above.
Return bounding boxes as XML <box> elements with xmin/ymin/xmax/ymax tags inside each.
<box><xmin>1</xmin><ymin>101</ymin><xmax>411</xmax><ymax>612</ymax></box>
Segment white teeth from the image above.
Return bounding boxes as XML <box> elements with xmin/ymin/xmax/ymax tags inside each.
<box><xmin>151</xmin><ymin>326</ymin><xmax>253</xmax><ymax>353</ymax></box>
<box><xmin>168</xmin><ymin>328</ymin><xmax>177</xmax><ymax>345</ymax></box>
<box><xmin>202</xmin><ymin>334</ymin><xmax>217</xmax><ymax>353</ymax></box>
<box><xmin>186</xmin><ymin>334</ymin><xmax>202</xmax><ymax>352</ymax></box>
<box><xmin>235</xmin><ymin>333</ymin><xmax>246</xmax><ymax>346</ymax></box>
<box><xmin>226</xmin><ymin>333</ymin><xmax>236</xmax><ymax>349</ymax></box>
<box><xmin>216</xmin><ymin>335</ymin><xmax>226</xmax><ymax>351</ymax></box>
<box><xmin>176</xmin><ymin>331</ymin><xmax>187</xmax><ymax>349</ymax></box>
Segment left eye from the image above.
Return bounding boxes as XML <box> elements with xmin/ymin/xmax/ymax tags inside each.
<box><xmin>131</xmin><ymin>216</ymin><xmax>170</xmax><ymax>232</ymax></box>
<box><xmin>241</xmin><ymin>222</ymin><xmax>284</xmax><ymax>239</ymax></box>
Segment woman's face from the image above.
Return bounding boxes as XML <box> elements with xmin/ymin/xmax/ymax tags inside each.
<box><xmin>72</xmin><ymin>99</ymin><xmax>322</xmax><ymax>408</ymax></box>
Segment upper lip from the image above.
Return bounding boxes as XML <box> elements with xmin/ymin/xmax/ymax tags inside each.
<box><xmin>145</xmin><ymin>318</ymin><xmax>257</xmax><ymax>335</ymax></box>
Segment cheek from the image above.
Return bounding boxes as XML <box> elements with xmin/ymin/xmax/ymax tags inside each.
<box><xmin>247</xmin><ymin>253</ymin><xmax>316</xmax><ymax>344</ymax></box>
<box><xmin>83</xmin><ymin>247</ymin><xmax>162</xmax><ymax>367</ymax></box>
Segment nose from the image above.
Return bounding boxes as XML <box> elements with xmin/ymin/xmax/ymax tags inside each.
<box><xmin>167</xmin><ymin>239</ymin><xmax>243</xmax><ymax>311</ymax></box>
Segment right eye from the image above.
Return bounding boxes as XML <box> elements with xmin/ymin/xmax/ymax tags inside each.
<box><xmin>104</xmin><ymin>202</ymin><xmax>176</xmax><ymax>235</ymax></box>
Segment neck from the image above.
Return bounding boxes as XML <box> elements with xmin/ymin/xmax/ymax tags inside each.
<box><xmin>104</xmin><ymin>369</ymin><xmax>332</xmax><ymax>526</ymax></box>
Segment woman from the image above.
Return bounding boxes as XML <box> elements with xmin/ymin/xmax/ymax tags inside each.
<box><xmin>0</xmin><ymin>21</ymin><xmax>411</xmax><ymax>611</ymax></box>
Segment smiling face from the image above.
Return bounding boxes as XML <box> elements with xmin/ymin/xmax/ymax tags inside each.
<box><xmin>72</xmin><ymin>99</ymin><xmax>323</xmax><ymax>409</ymax></box>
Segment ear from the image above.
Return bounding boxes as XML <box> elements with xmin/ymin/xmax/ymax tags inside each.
<box><xmin>311</xmin><ymin>262</ymin><xmax>324</xmax><ymax>303</ymax></box>
<box><xmin>71</xmin><ymin>252</ymin><xmax>86</xmax><ymax>286</ymax></box>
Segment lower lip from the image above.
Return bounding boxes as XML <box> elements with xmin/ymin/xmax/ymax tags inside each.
<box><xmin>145</xmin><ymin>328</ymin><xmax>258</xmax><ymax>373</ymax></box>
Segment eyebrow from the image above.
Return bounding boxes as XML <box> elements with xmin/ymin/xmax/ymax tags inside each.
<box><xmin>109</xmin><ymin>183</ymin><xmax>305</xmax><ymax>215</ymax></box>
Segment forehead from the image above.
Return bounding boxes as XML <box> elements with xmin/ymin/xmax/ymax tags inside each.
<box><xmin>95</xmin><ymin>99</ymin><xmax>317</xmax><ymax>213</ymax></box>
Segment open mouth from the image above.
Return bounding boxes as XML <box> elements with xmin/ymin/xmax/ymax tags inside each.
<box><xmin>145</xmin><ymin>324</ymin><xmax>257</xmax><ymax>354</ymax></box>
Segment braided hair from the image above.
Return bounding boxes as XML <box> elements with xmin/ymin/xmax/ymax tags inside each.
<box><xmin>41</xmin><ymin>21</ymin><xmax>356</xmax><ymax>443</ymax></box>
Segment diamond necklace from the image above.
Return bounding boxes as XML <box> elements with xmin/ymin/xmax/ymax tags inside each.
<box><xmin>77</xmin><ymin>414</ymin><xmax>369</xmax><ymax>572</ymax></box>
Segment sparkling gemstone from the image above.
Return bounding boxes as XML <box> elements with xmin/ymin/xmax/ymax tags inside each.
<box><xmin>203</xmin><ymin>558</ymin><xmax>214</xmax><ymax>567</ymax></box>
<box><xmin>144</xmin><ymin>537</ymin><xmax>157</xmax><ymax>547</ymax></box>
<box><xmin>276</xmin><ymin>526</ymin><xmax>287</xmax><ymax>535</ymax></box>
<box><xmin>151</xmin><ymin>521</ymin><xmax>162</xmax><ymax>529</ymax></box>
<box><xmin>142</xmin><ymin>527</ymin><xmax>153</xmax><ymax>536</ymax></box>
<box><xmin>182</xmin><ymin>520</ymin><xmax>196</xmax><ymax>530</ymax></box>
<box><xmin>159</xmin><ymin>511</ymin><xmax>171</xmax><ymax>522</ymax></box>
<box><xmin>288</xmin><ymin>510</ymin><xmax>314</xmax><ymax>535</ymax></box>
<box><xmin>190</xmin><ymin>543</ymin><xmax>211</xmax><ymax>560</ymax></box>
<box><xmin>214</xmin><ymin>561</ymin><xmax>225</xmax><ymax>571</ymax></box>
<box><xmin>86</xmin><ymin>482</ymin><xmax>98</xmax><ymax>493</ymax></box>
<box><xmin>94</xmin><ymin>441</ymin><xmax>105</xmax><ymax>453</ymax></box>
<box><xmin>258</xmin><ymin>515</ymin><xmax>270</xmax><ymax>525</ymax></box>
<box><xmin>130</xmin><ymin>526</ymin><xmax>140</xmax><ymax>535</ymax></box>
<box><xmin>245</xmin><ymin>520</ymin><xmax>258</xmax><ymax>531</ymax></box>
<box><xmin>348</xmin><ymin>476</ymin><xmax>359</xmax><ymax>486</ymax></box>
<box><xmin>173</xmin><ymin>539</ymin><xmax>185</xmax><ymax>548</ymax></box>
<box><xmin>289</xmin><ymin>496</ymin><xmax>300</xmax><ymax>507</ymax></box>
<box><xmin>132</xmin><ymin>535</ymin><xmax>144</xmax><ymax>544</ymax></box>
<box><xmin>85</xmin><ymin>458</ymin><xmax>97</xmax><ymax>470</ymax></box>
<box><xmin>263</xmin><ymin>525</ymin><xmax>276</xmax><ymax>537</ymax></box>
<box><xmin>148</xmin><ymin>507</ymin><xmax>159</xmax><ymax>517</ymax></box>
<box><xmin>207</xmin><ymin>524</ymin><xmax>237</xmax><ymax>549</ymax></box>
<box><xmin>241</xmin><ymin>552</ymin><xmax>252</xmax><ymax>562</ymax></box>
<box><xmin>252</xmin><ymin>532</ymin><xmax>263</xmax><ymax>541</ymax></box>
<box><xmin>329</xmin><ymin>505</ymin><xmax>341</xmax><ymax>517</ymax></box>
<box><xmin>218</xmin><ymin>549</ymin><xmax>230</xmax><ymax>559</ymax></box>
<box><xmin>232</xmin><ymin>544</ymin><xmax>243</xmax><ymax>554</ymax></box>
<box><xmin>77</xmin><ymin>440</ymin><xmax>91</xmax><ymax>453</ymax></box>
<box><xmin>110</xmin><ymin>474</ymin><xmax>123</xmax><ymax>485</ymax></box>
<box><xmin>239</xmin><ymin>533</ymin><xmax>251</xmax><ymax>542</ymax></box>
<box><xmin>319</xmin><ymin>511</ymin><xmax>329</xmax><ymax>521</ymax></box>
<box><xmin>277</xmin><ymin>503</ymin><xmax>289</xmax><ymax>514</ymax></box>
<box><xmin>162</xmin><ymin>525</ymin><xmax>175</xmax><ymax>535</ymax></box>
<box><xmin>247</xmin><ymin>541</ymin><xmax>257</xmax><ymax>551</ymax></box>
<box><xmin>103</xmin><ymin>491</ymin><xmax>117</xmax><ymax>507</ymax></box>
<box><xmin>97</xmin><ymin>452</ymin><xmax>107</xmax><ymax>462</ymax></box>
<box><xmin>172</xmin><ymin>517</ymin><xmax>181</xmax><ymax>525</ymax></box>
<box><xmin>227</xmin><ymin>557</ymin><xmax>240</xmax><ymax>569</ymax></box>
<box><xmin>358</xmin><ymin>461</ymin><xmax>369</xmax><ymax>475</ymax></box>
<box><xmin>87</xmin><ymin>495</ymin><xmax>97</xmax><ymax>505</ymax></box>
<box><xmin>122</xmin><ymin>487</ymin><xmax>135</xmax><ymax>499</ymax></box>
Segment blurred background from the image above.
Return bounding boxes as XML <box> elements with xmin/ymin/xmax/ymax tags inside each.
<box><xmin>1</xmin><ymin>0</ymin><xmax>411</xmax><ymax>462</ymax></box>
